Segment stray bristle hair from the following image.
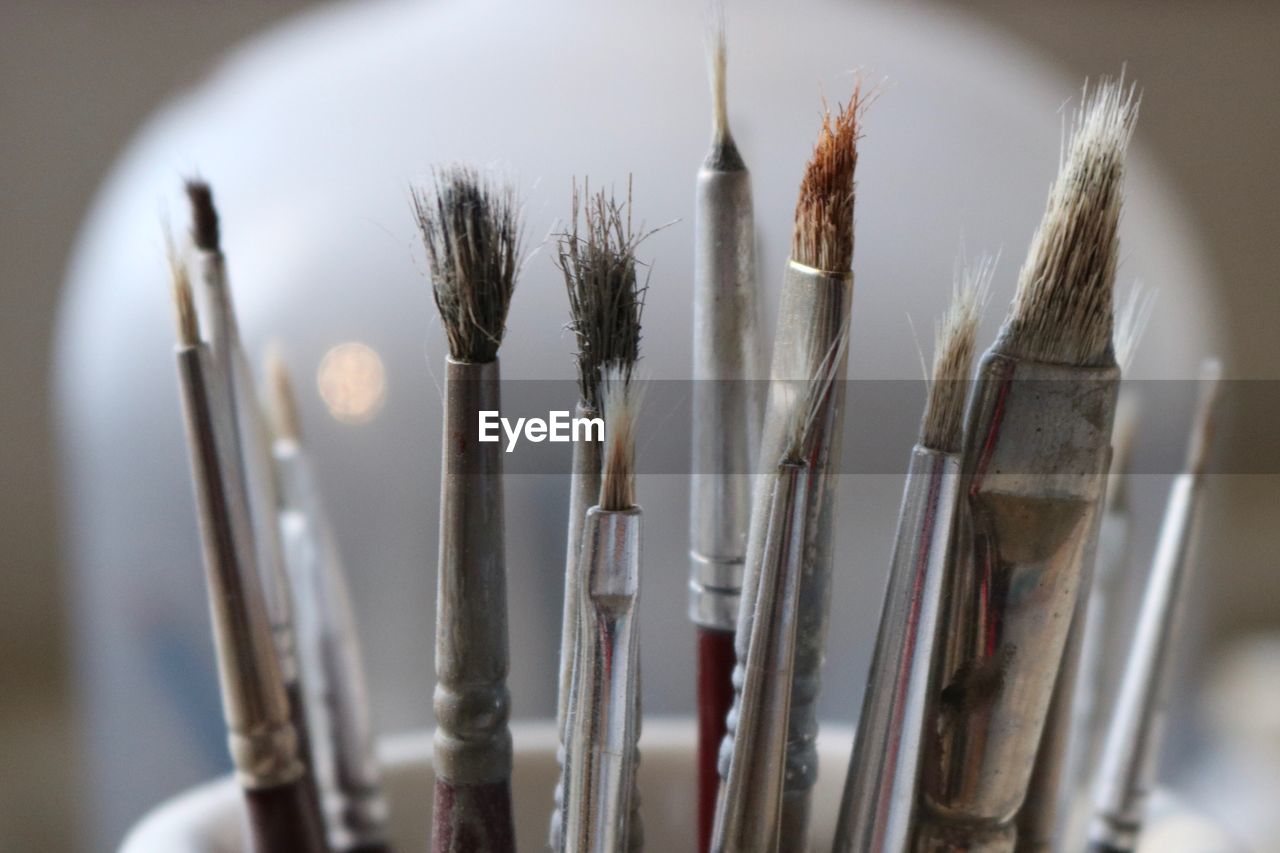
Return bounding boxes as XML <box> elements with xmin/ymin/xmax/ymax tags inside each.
<box><xmin>1114</xmin><ymin>282</ymin><xmax>1155</xmax><ymax>371</ymax></box>
<box><xmin>707</xmin><ymin>2</ymin><xmax>730</xmax><ymax>144</ymax></box>
<box><xmin>792</xmin><ymin>87</ymin><xmax>864</xmax><ymax>273</ymax></box>
<box><xmin>921</xmin><ymin>257</ymin><xmax>991</xmax><ymax>453</ymax></box>
<box><xmin>413</xmin><ymin>166</ymin><xmax>522</xmax><ymax>363</ymax></box>
<box><xmin>166</xmin><ymin>235</ymin><xmax>199</xmax><ymax>347</ymax></box>
<box><xmin>1003</xmin><ymin>77</ymin><xmax>1138</xmax><ymax>366</ymax></box>
<box><xmin>557</xmin><ymin>178</ymin><xmax>648</xmax><ymax>411</ymax></box>
<box><xmin>1106</xmin><ymin>392</ymin><xmax>1141</xmax><ymax>508</ymax></box>
<box><xmin>782</xmin><ymin>315</ymin><xmax>851</xmax><ymax>464</ymax></box>
<box><xmin>599</xmin><ymin>363</ymin><xmax>641</xmax><ymax>510</ymax></box>
<box><xmin>265</xmin><ymin>346</ymin><xmax>302</xmax><ymax>443</ymax></box>
<box><xmin>184</xmin><ymin>179</ymin><xmax>221</xmax><ymax>252</ymax></box>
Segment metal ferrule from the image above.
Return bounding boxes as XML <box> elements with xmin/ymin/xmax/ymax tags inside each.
<box><xmin>915</xmin><ymin>350</ymin><xmax>1119</xmax><ymax>850</ymax></box>
<box><xmin>564</xmin><ymin>506</ymin><xmax>643</xmax><ymax>853</ymax></box>
<box><xmin>833</xmin><ymin>447</ymin><xmax>961</xmax><ymax>853</ymax></box>
<box><xmin>690</xmin><ymin>139</ymin><xmax>762</xmax><ymax>632</ymax></box>
<box><xmin>192</xmin><ymin>249</ymin><xmax>300</xmax><ymax>686</ymax></box>
<box><xmin>732</xmin><ymin>259</ymin><xmax>852</xmax><ymax>849</ymax></box>
<box><xmin>176</xmin><ymin>342</ymin><xmax>302</xmax><ymax>791</ymax></box>
<box><xmin>275</xmin><ymin>440</ymin><xmax>390</xmax><ymax>850</ymax></box>
<box><xmin>712</xmin><ymin>462</ymin><xmax>809</xmax><ymax>853</ymax></box>
<box><xmin>551</xmin><ymin>406</ymin><xmax>604</xmax><ymax>850</ymax></box>
<box><xmin>433</xmin><ymin>358</ymin><xmax>513</xmax><ymax>786</ymax></box>
<box><xmin>1088</xmin><ymin>470</ymin><xmax>1203</xmax><ymax>852</ymax></box>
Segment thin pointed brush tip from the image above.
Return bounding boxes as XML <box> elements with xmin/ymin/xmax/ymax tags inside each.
<box><xmin>1186</xmin><ymin>358</ymin><xmax>1223</xmax><ymax>476</ymax></box>
<box><xmin>184</xmin><ymin>179</ymin><xmax>221</xmax><ymax>252</ymax></box>
<box><xmin>265</xmin><ymin>347</ymin><xmax>303</xmax><ymax>443</ymax></box>
<box><xmin>921</xmin><ymin>259</ymin><xmax>991</xmax><ymax>453</ymax></box>
<box><xmin>414</xmin><ymin>166</ymin><xmax>522</xmax><ymax>363</ymax></box>
<box><xmin>706</xmin><ymin>2</ymin><xmax>731</xmax><ymax>146</ymax></box>
<box><xmin>599</xmin><ymin>365</ymin><xmax>640</xmax><ymax>511</ymax></box>
<box><xmin>1003</xmin><ymin>78</ymin><xmax>1139</xmax><ymax>366</ymax></box>
<box><xmin>791</xmin><ymin>90</ymin><xmax>863</xmax><ymax>274</ymax></box>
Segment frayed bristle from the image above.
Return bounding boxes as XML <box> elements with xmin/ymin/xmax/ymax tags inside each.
<box><xmin>791</xmin><ymin>88</ymin><xmax>863</xmax><ymax>273</ymax></box>
<box><xmin>707</xmin><ymin>2</ymin><xmax>730</xmax><ymax>144</ymax></box>
<box><xmin>166</xmin><ymin>234</ymin><xmax>199</xmax><ymax>347</ymax></box>
<box><xmin>1114</xmin><ymin>282</ymin><xmax>1155</xmax><ymax>371</ymax></box>
<box><xmin>184</xmin><ymin>179</ymin><xmax>221</xmax><ymax>252</ymax></box>
<box><xmin>264</xmin><ymin>345</ymin><xmax>302</xmax><ymax>443</ymax></box>
<box><xmin>921</xmin><ymin>257</ymin><xmax>991</xmax><ymax>453</ymax></box>
<box><xmin>599</xmin><ymin>363</ymin><xmax>641</xmax><ymax>510</ymax></box>
<box><xmin>782</xmin><ymin>316</ymin><xmax>851</xmax><ymax>464</ymax></box>
<box><xmin>1003</xmin><ymin>77</ymin><xmax>1139</xmax><ymax>366</ymax></box>
<box><xmin>413</xmin><ymin>166</ymin><xmax>522</xmax><ymax>363</ymax></box>
<box><xmin>557</xmin><ymin>178</ymin><xmax>648</xmax><ymax>411</ymax></box>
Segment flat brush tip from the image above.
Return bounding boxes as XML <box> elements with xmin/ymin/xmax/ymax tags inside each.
<box><xmin>184</xmin><ymin>179</ymin><xmax>221</xmax><ymax>252</ymax></box>
<box><xmin>1004</xmin><ymin>77</ymin><xmax>1138</xmax><ymax>366</ymax></box>
<box><xmin>792</xmin><ymin>90</ymin><xmax>863</xmax><ymax>274</ymax></box>
<box><xmin>265</xmin><ymin>346</ymin><xmax>303</xmax><ymax>442</ymax></box>
<box><xmin>167</xmin><ymin>241</ymin><xmax>199</xmax><ymax>347</ymax></box>
<box><xmin>921</xmin><ymin>257</ymin><xmax>991</xmax><ymax>453</ymax></box>
<box><xmin>599</xmin><ymin>364</ymin><xmax>640</xmax><ymax>511</ymax></box>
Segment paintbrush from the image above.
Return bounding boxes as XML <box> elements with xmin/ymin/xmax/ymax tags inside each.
<box><xmin>563</xmin><ymin>366</ymin><xmax>645</xmax><ymax>853</ymax></box>
<box><xmin>168</xmin><ymin>245</ymin><xmax>328</xmax><ymax>853</ymax></box>
<box><xmin>831</xmin><ymin>259</ymin><xmax>990</xmax><ymax>853</ymax></box>
<box><xmin>413</xmin><ymin>166</ymin><xmax>522</xmax><ymax>853</ymax></box>
<box><xmin>913</xmin><ymin>79</ymin><xmax>1137</xmax><ymax>851</ymax></box>
<box><xmin>266</xmin><ymin>352</ymin><xmax>392</xmax><ymax>853</ymax></box>
<box><xmin>689</xmin><ymin>10</ymin><xmax>764</xmax><ymax>850</ymax></box>
<box><xmin>1086</xmin><ymin>359</ymin><xmax>1222</xmax><ymax>853</ymax></box>
<box><xmin>551</xmin><ymin>180</ymin><xmax>647</xmax><ymax>852</ymax></box>
<box><xmin>724</xmin><ymin>88</ymin><xmax>863</xmax><ymax>852</ymax></box>
<box><xmin>711</xmin><ymin>316</ymin><xmax>849</xmax><ymax>853</ymax></box>
<box><xmin>184</xmin><ymin>182</ymin><xmax>320</xmax><ymax>805</ymax></box>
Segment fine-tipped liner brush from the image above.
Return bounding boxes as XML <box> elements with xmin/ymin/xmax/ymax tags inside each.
<box><xmin>711</xmin><ymin>320</ymin><xmax>849</xmax><ymax>853</ymax></box>
<box><xmin>913</xmin><ymin>79</ymin><xmax>1137</xmax><ymax>851</ymax></box>
<box><xmin>266</xmin><ymin>353</ymin><xmax>391</xmax><ymax>853</ymax></box>
<box><xmin>167</xmin><ymin>245</ymin><xmax>328</xmax><ymax>853</ymax></box>
<box><xmin>1086</xmin><ymin>359</ymin><xmax>1222</xmax><ymax>853</ymax></box>
<box><xmin>563</xmin><ymin>367</ymin><xmax>645</xmax><ymax>853</ymax></box>
<box><xmin>831</xmin><ymin>259</ymin><xmax>990</xmax><ymax>853</ymax></box>
<box><xmin>689</xmin><ymin>12</ymin><xmax>764</xmax><ymax>850</ymax></box>
<box><xmin>184</xmin><ymin>182</ymin><xmax>319</xmax><ymax>805</ymax></box>
<box><xmin>413</xmin><ymin>166</ymin><xmax>521</xmax><ymax>853</ymax></box>
<box><xmin>725</xmin><ymin>88</ymin><xmax>863</xmax><ymax>852</ymax></box>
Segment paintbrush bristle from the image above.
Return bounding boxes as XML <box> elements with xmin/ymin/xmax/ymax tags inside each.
<box><xmin>599</xmin><ymin>363</ymin><xmax>640</xmax><ymax>511</ymax></box>
<box><xmin>265</xmin><ymin>346</ymin><xmax>302</xmax><ymax>443</ymax></box>
<box><xmin>167</xmin><ymin>237</ymin><xmax>199</xmax><ymax>347</ymax></box>
<box><xmin>413</xmin><ymin>166</ymin><xmax>522</xmax><ymax>363</ymax></box>
<box><xmin>1114</xmin><ymin>283</ymin><xmax>1155</xmax><ymax>371</ymax></box>
<box><xmin>557</xmin><ymin>179</ymin><xmax>647</xmax><ymax>411</ymax></box>
<box><xmin>921</xmin><ymin>257</ymin><xmax>991</xmax><ymax>453</ymax></box>
<box><xmin>184</xmin><ymin>179</ymin><xmax>221</xmax><ymax>253</ymax></box>
<box><xmin>1186</xmin><ymin>358</ymin><xmax>1223</xmax><ymax>477</ymax></box>
<box><xmin>1003</xmin><ymin>78</ymin><xmax>1138</xmax><ymax>367</ymax></box>
<box><xmin>791</xmin><ymin>89</ymin><xmax>863</xmax><ymax>274</ymax></box>
<box><xmin>707</xmin><ymin>2</ymin><xmax>730</xmax><ymax>145</ymax></box>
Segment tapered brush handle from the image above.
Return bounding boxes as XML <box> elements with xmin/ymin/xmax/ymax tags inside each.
<box><xmin>245</xmin><ymin>780</ymin><xmax>330</xmax><ymax>853</ymax></box>
<box><xmin>697</xmin><ymin>627</ymin><xmax>736</xmax><ymax>853</ymax></box>
<box><xmin>432</xmin><ymin>779</ymin><xmax>516</xmax><ymax>853</ymax></box>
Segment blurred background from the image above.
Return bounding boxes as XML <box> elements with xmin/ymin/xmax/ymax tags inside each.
<box><xmin>3</xmin><ymin>1</ymin><xmax>1278</xmax><ymax>851</ymax></box>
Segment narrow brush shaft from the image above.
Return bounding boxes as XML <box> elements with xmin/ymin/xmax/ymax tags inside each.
<box><xmin>712</xmin><ymin>463</ymin><xmax>808</xmax><ymax>853</ymax></box>
<box><xmin>246</xmin><ymin>781</ymin><xmax>331</xmax><ymax>853</ymax></box>
<box><xmin>697</xmin><ymin>628</ymin><xmax>736</xmax><ymax>853</ymax></box>
<box><xmin>833</xmin><ymin>447</ymin><xmax>960</xmax><ymax>853</ymax></box>
<box><xmin>914</xmin><ymin>352</ymin><xmax>1118</xmax><ymax>851</ymax></box>
<box><xmin>175</xmin><ymin>344</ymin><xmax>324</xmax><ymax>851</ymax></box>
<box><xmin>433</xmin><ymin>358</ymin><xmax>514</xmax><ymax>852</ymax></box>
<box><xmin>552</xmin><ymin>412</ymin><xmax>603</xmax><ymax>850</ymax></box>
<box><xmin>565</xmin><ymin>508</ymin><xmax>642</xmax><ymax>853</ymax></box>
<box><xmin>278</xmin><ymin>442</ymin><xmax>390</xmax><ymax>852</ymax></box>
<box><xmin>1089</xmin><ymin>470</ymin><xmax>1203</xmax><ymax>852</ymax></box>
<box><xmin>731</xmin><ymin>260</ymin><xmax>852</xmax><ymax>852</ymax></box>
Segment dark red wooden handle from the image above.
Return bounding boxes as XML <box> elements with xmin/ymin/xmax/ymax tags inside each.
<box><xmin>697</xmin><ymin>626</ymin><xmax>737</xmax><ymax>853</ymax></box>
<box><xmin>244</xmin><ymin>779</ymin><xmax>330</xmax><ymax>853</ymax></box>
<box><xmin>432</xmin><ymin>778</ymin><xmax>515</xmax><ymax>853</ymax></box>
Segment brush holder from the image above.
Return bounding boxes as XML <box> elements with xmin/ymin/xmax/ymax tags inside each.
<box><xmin>120</xmin><ymin>719</ymin><xmax>1239</xmax><ymax>852</ymax></box>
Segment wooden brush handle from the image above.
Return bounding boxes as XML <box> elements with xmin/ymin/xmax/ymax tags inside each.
<box><xmin>697</xmin><ymin>626</ymin><xmax>737</xmax><ymax>853</ymax></box>
<box><xmin>244</xmin><ymin>779</ymin><xmax>329</xmax><ymax>853</ymax></box>
<box><xmin>432</xmin><ymin>778</ymin><xmax>515</xmax><ymax>853</ymax></box>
